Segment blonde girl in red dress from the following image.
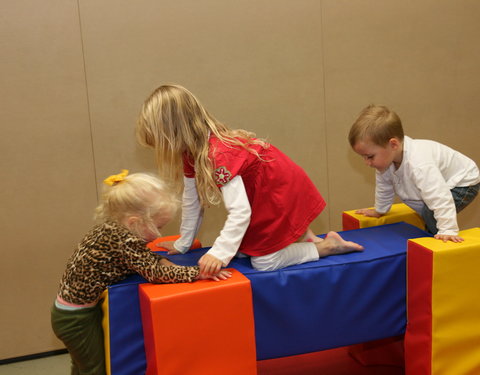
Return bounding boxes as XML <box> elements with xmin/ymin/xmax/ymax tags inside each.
<box><xmin>136</xmin><ymin>84</ymin><xmax>363</xmax><ymax>276</ymax></box>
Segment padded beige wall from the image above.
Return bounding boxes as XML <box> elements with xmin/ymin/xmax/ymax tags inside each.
<box><xmin>0</xmin><ymin>0</ymin><xmax>98</xmax><ymax>359</ymax></box>
<box><xmin>323</xmin><ymin>0</ymin><xmax>480</xmax><ymax>231</ymax></box>
<box><xmin>1</xmin><ymin>0</ymin><xmax>479</xmax><ymax>359</ymax></box>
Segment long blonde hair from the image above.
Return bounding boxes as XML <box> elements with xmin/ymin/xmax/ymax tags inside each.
<box><xmin>136</xmin><ymin>84</ymin><xmax>267</xmax><ymax>206</ymax></box>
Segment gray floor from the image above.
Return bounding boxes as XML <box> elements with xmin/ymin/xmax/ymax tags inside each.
<box><xmin>1</xmin><ymin>354</ymin><xmax>70</xmax><ymax>375</ymax></box>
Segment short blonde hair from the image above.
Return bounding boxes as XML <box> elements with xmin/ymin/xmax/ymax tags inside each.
<box><xmin>136</xmin><ymin>84</ymin><xmax>267</xmax><ymax>206</ymax></box>
<box><xmin>95</xmin><ymin>173</ymin><xmax>178</xmax><ymax>237</ymax></box>
<box><xmin>348</xmin><ymin>105</ymin><xmax>404</xmax><ymax>147</ymax></box>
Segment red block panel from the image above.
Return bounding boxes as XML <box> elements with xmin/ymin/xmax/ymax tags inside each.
<box><xmin>342</xmin><ymin>212</ymin><xmax>361</xmax><ymax>230</ymax></box>
<box><xmin>404</xmin><ymin>241</ymin><xmax>433</xmax><ymax>374</ymax></box>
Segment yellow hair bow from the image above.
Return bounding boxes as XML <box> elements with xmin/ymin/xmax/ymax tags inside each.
<box><xmin>104</xmin><ymin>169</ymin><xmax>129</xmax><ymax>186</ymax></box>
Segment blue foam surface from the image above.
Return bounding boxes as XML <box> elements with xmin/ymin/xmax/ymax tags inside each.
<box><xmin>107</xmin><ymin>222</ymin><xmax>430</xmax><ymax>373</ymax></box>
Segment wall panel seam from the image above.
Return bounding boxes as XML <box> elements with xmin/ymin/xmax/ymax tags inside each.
<box><xmin>319</xmin><ymin>0</ymin><xmax>332</xmax><ymax>229</ymax></box>
<box><xmin>76</xmin><ymin>0</ymin><xmax>99</xmax><ymax>202</ymax></box>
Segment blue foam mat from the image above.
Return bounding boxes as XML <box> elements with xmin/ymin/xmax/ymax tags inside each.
<box><xmin>107</xmin><ymin>222</ymin><xmax>430</xmax><ymax>373</ymax></box>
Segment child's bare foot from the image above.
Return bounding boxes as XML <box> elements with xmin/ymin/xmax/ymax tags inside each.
<box><xmin>316</xmin><ymin>231</ymin><xmax>364</xmax><ymax>257</ymax></box>
<box><xmin>301</xmin><ymin>228</ymin><xmax>323</xmax><ymax>243</ymax></box>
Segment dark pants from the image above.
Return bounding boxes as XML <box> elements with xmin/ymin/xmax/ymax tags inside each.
<box><xmin>51</xmin><ymin>302</ymin><xmax>106</xmax><ymax>375</ymax></box>
<box><xmin>422</xmin><ymin>183</ymin><xmax>480</xmax><ymax>234</ymax></box>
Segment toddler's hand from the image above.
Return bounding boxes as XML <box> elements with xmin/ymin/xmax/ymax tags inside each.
<box><xmin>156</xmin><ymin>241</ymin><xmax>181</xmax><ymax>255</ymax></box>
<box><xmin>198</xmin><ymin>253</ymin><xmax>223</xmax><ymax>276</ymax></box>
<box><xmin>198</xmin><ymin>269</ymin><xmax>232</xmax><ymax>281</ymax></box>
<box><xmin>167</xmin><ymin>249</ymin><xmax>181</xmax><ymax>255</ymax></box>
<box><xmin>160</xmin><ymin>258</ymin><xmax>175</xmax><ymax>267</ymax></box>
<box><xmin>434</xmin><ymin>234</ymin><xmax>464</xmax><ymax>243</ymax></box>
<box><xmin>355</xmin><ymin>208</ymin><xmax>383</xmax><ymax>218</ymax></box>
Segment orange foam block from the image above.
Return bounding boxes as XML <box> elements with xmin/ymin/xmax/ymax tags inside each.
<box><xmin>139</xmin><ymin>269</ymin><xmax>257</xmax><ymax>375</ymax></box>
<box><xmin>342</xmin><ymin>203</ymin><xmax>425</xmax><ymax>231</ymax></box>
<box><xmin>147</xmin><ymin>235</ymin><xmax>202</xmax><ymax>252</ymax></box>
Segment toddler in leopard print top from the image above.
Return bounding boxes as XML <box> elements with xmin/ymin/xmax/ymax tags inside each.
<box><xmin>51</xmin><ymin>170</ymin><xmax>230</xmax><ymax>375</ymax></box>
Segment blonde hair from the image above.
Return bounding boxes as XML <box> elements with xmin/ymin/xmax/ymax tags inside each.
<box><xmin>95</xmin><ymin>173</ymin><xmax>178</xmax><ymax>238</ymax></box>
<box><xmin>136</xmin><ymin>84</ymin><xmax>267</xmax><ymax>206</ymax></box>
<box><xmin>348</xmin><ymin>105</ymin><xmax>404</xmax><ymax>147</ymax></box>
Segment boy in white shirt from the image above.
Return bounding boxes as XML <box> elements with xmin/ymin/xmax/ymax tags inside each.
<box><xmin>349</xmin><ymin>105</ymin><xmax>480</xmax><ymax>243</ymax></box>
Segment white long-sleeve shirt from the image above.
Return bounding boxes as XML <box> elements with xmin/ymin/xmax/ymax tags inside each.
<box><xmin>174</xmin><ymin>176</ymin><xmax>251</xmax><ymax>266</ymax></box>
<box><xmin>375</xmin><ymin>136</ymin><xmax>480</xmax><ymax>235</ymax></box>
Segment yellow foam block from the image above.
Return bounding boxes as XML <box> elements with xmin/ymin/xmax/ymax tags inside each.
<box><xmin>408</xmin><ymin>228</ymin><xmax>480</xmax><ymax>375</ymax></box>
<box><xmin>342</xmin><ymin>203</ymin><xmax>425</xmax><ymax>231</ymax></box>
<box><xmin>100</xmin><ymin>290</ymin><xmax>111</xmax><ymax>375</ymax></box>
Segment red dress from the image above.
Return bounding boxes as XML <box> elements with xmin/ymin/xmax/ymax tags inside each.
<box><xmin>184</xmin><ymin>136</ymin><xmax>326</xmax><ymax>257</ymax></box>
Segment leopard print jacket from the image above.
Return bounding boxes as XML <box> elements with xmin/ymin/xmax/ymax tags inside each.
<box><xmin>57</xmin><ymin>221</ymin><xmax>200</xmax><ymax>305</ymax></box>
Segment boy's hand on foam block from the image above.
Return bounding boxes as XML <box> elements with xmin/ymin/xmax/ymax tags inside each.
<box><xmin>355</xmin><ymin>208</ymin><xmax>384</xmax><ymax>218</ymax></box>
<box><xmin>434</xmin><ymin>234</ymin><xmax>464</xmax><ymax>243</ymax></box>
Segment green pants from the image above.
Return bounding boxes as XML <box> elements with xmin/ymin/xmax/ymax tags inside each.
<box><xmin>51</xmin><ymin>302</ymin><xmax>106</xmax><ymax>375</ymax></box>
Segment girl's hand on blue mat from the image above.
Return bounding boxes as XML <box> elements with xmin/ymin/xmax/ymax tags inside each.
<box><xmin>434</xmin><ymin>234</ymin><xmax>464</xmax><ymax>243</ymax></box>
<box><xmin>355</xmin><ymin>208</ymin><xmax>384</xmax><ymax>218</ymax></box>
<box><xmin>198</xmin><ymin>253</ymin><xmax>223</xmax><ymax>277</ymax></box>
<box><xmin>156</xmin><ymin>241</ymin><xmax>181</xmax><ymax>254</ymax></box>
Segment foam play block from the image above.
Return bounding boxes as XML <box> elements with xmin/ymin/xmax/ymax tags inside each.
<box><xmin>101</xmin><ymin>290</ymin><xmax>112</xmax><ymax>375</ymax></box>
<box><xmin>139</xmin><ymin>269</ymin><xmax>257</xmax><ymax>375</ymax></box>
<box><xmin>405</xmin><ymin>228</ymin><xmax>480</xmax><ymax>375</ymax></box>
<box><xmin>230</xmin><ymin>223</ymin><xmax>429</xmax><ymax>360</ymax></box>
<box><xmin>103</xmin><ymin>223</ymin><xmax>430</xmax><ymax>374</ymax></box>
<box><xmin>104</xmin><ymin>278</ymin><xmax>148</xmax><ymax>375</ymax></box>
<box><xmin>348</xmin><ymin>336</ymin><xmax>404</xmax><ymax>368</ymax></box>
<box><xmin>101</xmin><ymin>235</ymin><xmax>202</xmax><ymax>375</ymax></box>
<box><xmin>343</xmin><ymin>203</ymin><xmax>425</xmax><ymax>231</ymax></box>
<box><xmin>146</xmin><ymin>235</ymin><xmax>202</xmax><ymax>252</ymax></box>
<box><xmin>342</xmin><ymin>203</ymin><xmax>424</xmax><ymax>368</ymax></box>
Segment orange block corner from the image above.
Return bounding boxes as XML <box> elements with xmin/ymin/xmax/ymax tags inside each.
<box><xmin>147</xmin><ymin>235</ymin><xmax>202</xmax><ymax>252</ymax></box>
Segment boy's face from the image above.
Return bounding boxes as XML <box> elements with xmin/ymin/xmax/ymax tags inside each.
<box><xmin>353</xmin><ymin>137</ymin><xmax>400</xmax><ymax>173</ymax></box>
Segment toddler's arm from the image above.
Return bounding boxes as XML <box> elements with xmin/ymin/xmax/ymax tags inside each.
<box><xmin>159</xmin><ymin>257</ymin><xmax>175</xmax><ymax>267</ymax></box>
<box><xmin>124</xmin><ymin>229</ymin><xmax>232</xmax><ymax>283</ymax></box>
<box><xmin>374</xmin><ymin>170</ymin><xmax>395</xmax><ymax>214</ymax></box>
<box><xmin>196</xmin><ymin>267</ymin><xmax>232</xmax><ymax>281</ymax></box>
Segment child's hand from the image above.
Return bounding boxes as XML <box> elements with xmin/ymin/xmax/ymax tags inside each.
<box><xmin>198</xmin><ymin>253</ymin><xmax>223</xmax><ymax>276</ymax></box>
<box><xmin>434</xmin><ymin>234</ymin><xmax>464</xmax><ymax>243</ymax></box>
<box><xmin>355</xmin><ymin>208</ymin><xmax>384</xmax><ymax>218</ymax></box>
<box><xmin>197</xmin><ymin>269</ymin><xmax>232</xmax><ymax>281</ymax></box>
<box><xmin>160</xmin><ymin>258</ymin><xmax>175</xmax><ymax>267</ymax></box>
<box><xmin>156</xmin><ymin>241</ymin><xmax>181</xmax><ymax>255</ymax></box>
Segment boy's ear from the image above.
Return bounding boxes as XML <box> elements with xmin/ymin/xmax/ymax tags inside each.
<box><xmin>389</xmin><ymin>137</ymin><xmax>401</xmax><ymax>149</ymax></box>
